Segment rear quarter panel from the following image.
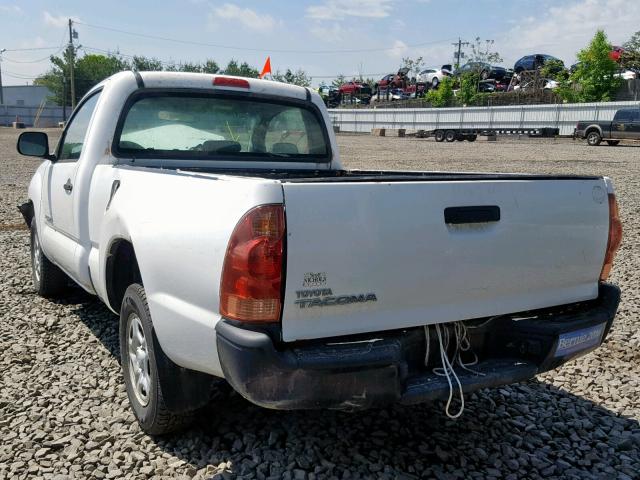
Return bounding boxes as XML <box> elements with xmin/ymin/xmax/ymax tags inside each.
<box><xmin>96</xmin><ymin>167</ymin><xmax>283</xmax><ymax>376</ymax></box>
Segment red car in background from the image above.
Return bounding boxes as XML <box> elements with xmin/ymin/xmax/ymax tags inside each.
<box><xmin>338</xmin><ymin>81</ymin><xmax>372</xmax><ymax>96</ymax></box>
<box><xmin>609</xmin><ymin>46</ymin><xmax>624</xmax><ymax>62</ymax></box>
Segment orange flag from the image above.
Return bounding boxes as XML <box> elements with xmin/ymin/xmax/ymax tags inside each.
<box><xmin>259</xmin><ymin>56</ymin><xmax>272</xmax><ymax>79</ymax></box>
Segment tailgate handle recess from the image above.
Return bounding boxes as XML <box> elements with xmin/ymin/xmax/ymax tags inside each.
<box><xmin>444</xmin><ymin>205</ymin><xmax>500</xmax><ymax>224</ymax></box>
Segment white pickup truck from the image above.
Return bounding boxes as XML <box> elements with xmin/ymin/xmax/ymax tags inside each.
<box><xmin>18</xmin><ymin>71</ymin><xmax>622</xmax><ymax>434</ymax></box>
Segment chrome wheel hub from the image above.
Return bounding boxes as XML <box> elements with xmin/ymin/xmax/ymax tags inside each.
<box><xmin>127</xmin><ymin>314</ymin><xmax>151</xmax><ymax>406</ymax></box>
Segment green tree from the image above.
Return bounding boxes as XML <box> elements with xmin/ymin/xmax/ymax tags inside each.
<box><xmin>567</xmin><ymin>30</ymin><xmax>622</xmax><ymax>102</ymax></box>
<box><xmin>401</xmin><ymin>56</ymin><xmax>425</xmax><ymax>78</ymax></box>
<box><xmin>468</xmin><ymin>37</ymin><xmax>502</xmax><ymax>64</ymax></box>
<box><xmin>426</xmin><ymin>76</ymin><xmax>454</xmax><ymax>107</ymax></box>
<box><xmin>222</xmin><ymin>59</ymin><xmax>259</xmax><ymax>78</ymax></box>
<box><xmin>272</xmin><ymin>68</ymin><xmax>312</xmax><ymax>87</ymax></box>
<box><xmin>130</xmin><ymin>55</ymin><xmax>165</xmax><ymax>71</ymax></box>
<box><xmin>457</xmin><ymin>71</ymin><xmax>480</xmax><ymax>105</ymax></box>
<box><xmin>621</xmin><ymin>30</ymin><xmax>640</xmax><ymax>70</ymax></box>
<box><xmin>35</xmin><ymin>47</ymin><xmax>128</xmax><ymax>105</ymax></box>
<box><xmin>540</xmin><ymin>59</ymin><xmax>566</xmax><ymax>80</ymax></box>
<box><xmin>332</xmin><ymin>74</ymin><xmax>346</xmax><ymax>88</ymax></box>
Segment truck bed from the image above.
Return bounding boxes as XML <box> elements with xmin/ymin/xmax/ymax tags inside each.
<box><xmin>180</xmin><ymin>167</ymin><xmax>600</xmax><ymax>182</ymax></box>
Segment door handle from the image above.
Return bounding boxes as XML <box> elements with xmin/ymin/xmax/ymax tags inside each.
<box><xmin>444</xmin><ymin>205</ymin><xmax>500</xmax><ymax>224</ymax></box>
<box><xmin>63</xmin><ymin>179</ymin><xmax>73</xmax><ymax>193</ymax></box>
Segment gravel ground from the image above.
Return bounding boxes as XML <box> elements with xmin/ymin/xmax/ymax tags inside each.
<box><xmin>1</xmin><ymin>128</ymin><xmax>639</xmax><ymax>479</ymax></box>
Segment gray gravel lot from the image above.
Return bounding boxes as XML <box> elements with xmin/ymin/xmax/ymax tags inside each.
<box><xmin>1</xmin><ymin>128</ymin><xmax>639</xmax><ymax>479</ymax></box>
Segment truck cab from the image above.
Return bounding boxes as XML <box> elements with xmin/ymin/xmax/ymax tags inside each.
<box><xmin>17</xmin><ymin>71</ymin><xmax>622</xmax><ymax>435</ymax></box>
<box><xmin>575</xmin><ymin>107</ymin><xmax>640</xmax><ymax>146</ymax></box>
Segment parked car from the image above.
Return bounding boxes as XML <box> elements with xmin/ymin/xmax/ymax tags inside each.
<box><xmin>575</xmin><ymin>107</ymin><xmax>640</xmax><ymax>146</ymax></box>
<box><xmin>17</xmin><ymin>71</ymin><xmax>622</xmax><ymax>434</ymax></box>
<box><xmin>338</xmin><ymin>81</ymin><xmax>372</xmax><ymax>97</ymax></box>
<box><xmin>455</xmin><ymin>62</ymin><xmax>509</xmax><ymax>81</ymax></box>
<box><xmin>514</xmin><ymin>78</ymin><xmax>559</xmax><ymax>91</ymax></box>
<box><xmin>610</xmin><ymin>46</ymin><xmax>624</xmax><ymax>62</ymax></box>
<box><xmin>514</xmin><ymin>54</ymin><xmax>564</xmax><ymax>73</ymax></box>
<box><xmin>416</xmin><ymin>65</ymin><xmax>453</xmax><ymax>88</ymax></box>
<box><xmin>617</xmin><ymin>69</ymin><xmax>638</xmax><ymax>80</ymax></box>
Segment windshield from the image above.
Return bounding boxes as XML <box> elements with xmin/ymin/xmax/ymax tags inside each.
<box><xmin>115</xmin><ymin>93</ymin><xmax>330</xmax><ymax>161</ymax></box>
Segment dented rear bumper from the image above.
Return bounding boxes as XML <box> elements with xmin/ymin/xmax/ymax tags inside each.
<box><xmin>215</xmin><ymin>283</ymin><xmax>620</xmax><ymax>410</ymax></box>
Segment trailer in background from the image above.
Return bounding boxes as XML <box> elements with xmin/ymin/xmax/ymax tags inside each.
<box><xmin>418</xmin><ymin>127</ymin><xmax>559</xmax><ymax>142</ymax></box>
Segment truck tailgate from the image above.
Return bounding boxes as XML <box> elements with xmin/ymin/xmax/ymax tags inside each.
<box><xmin>280</xmin><ymin>178</ymin><xmax>610</xmax><ymax>341</ymax></box>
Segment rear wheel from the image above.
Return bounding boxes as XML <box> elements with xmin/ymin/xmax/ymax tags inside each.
<box><xmin>30</xmin><ymin>219</ymin><xmax>68</xmax><ymax>297</ymax></box>
<box><xmin>445</xmin><ymin>130</ymin><xmax>456</xmax><ymax>142</ymax></box>
<box><xmin>120</xmin><ymin>284</ymin><xmax>195</xmax><ymax>435</ymax></box>
<box><xmin>434</xmin><ymin>130</ymin><xmax>445</xmax><ymax>142</ymax></box>
<box><xmin>606</xmin><ymin>140</ymin><xmax>620</xmax><ymax>146</ymax></box>
<box><xmin>466</xmin><ymin>134</ymin><xmax>478</xmax><ymax>142</ymax></box>
<box><xmin>587</xmin><ymin>131</ymin><xmax>602</xmax><ymax>146</ymax></box>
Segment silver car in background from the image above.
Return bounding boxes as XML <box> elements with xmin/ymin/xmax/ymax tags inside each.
<box><xmin>417</xmin><ymin>65</ymin><xmax>452</xmax><ymax>88</ymax></box>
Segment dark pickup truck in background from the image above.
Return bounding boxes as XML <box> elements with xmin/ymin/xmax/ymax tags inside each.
<box><xmin>575</xmin><ymin>108</ymin><xmax>640</xmax><ymax>146</ymax></box>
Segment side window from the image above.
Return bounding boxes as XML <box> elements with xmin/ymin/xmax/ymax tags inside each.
<box><xmin>58</xmin><ymin>92</ymin><xmax>101</xmax><ymax>161</ymax></box>
<box><xmin>614</xmin><ymin>110</ymin><xmax>632</xmax><ymax>122</ymax></box>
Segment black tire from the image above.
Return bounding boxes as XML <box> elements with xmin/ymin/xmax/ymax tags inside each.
<box><xmin>466</xmin><ymin>134</ymin><xmax>478</xmax><ymax>142</ymax></box>
<box><xmin>606</xmin><ymin>140</ymin><xmax>620</xmax><ymax>146</ymax></box>
<box><xmin>445</xmin><ymin>130</ymin><xmax>456</xmax><ymax>142</ymax></box>
<box><xmin>30</xmin><ymin>219</ymin><xmax>68</xmax><ymax>297</ymax></box>
<box><xmin>586</xmin><ymin>131</ymin><xmax>602</xmax><ymax>146</ymax></box>
<box><xmin>120</xmin><ymin>284</ymin><xmax>194</xmax><ymax>435</ymax></box>
<box><xmin>434</xmin><ymin>130</ymin><xmax>445</xmax><ymax>142</ymax></box>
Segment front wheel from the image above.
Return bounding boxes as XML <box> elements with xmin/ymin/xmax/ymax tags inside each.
<box><xmin>432</xmin><ymin>77</ymin><xmax>439</xmax><ymax>88</ymax></box>
<box><xmin>587</xmin><ymin>131</ymin><xmax>602</xmax><ymax>146</ymax></box>
<box><xmin>120</xmin><ymin>284</ymin><xmax>195</xmax><ymax>435</ymax></box>
<box><xmin>606</xmin><ymin>140</ymin><xmax>620</xmax><ymax>146</ymax></box>
<box><xmin>30</xmin><ymin>219</ymin><xmax>68</xmax><ymax>297</ymax></box>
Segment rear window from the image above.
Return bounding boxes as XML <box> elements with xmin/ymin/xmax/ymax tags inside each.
<box><xmin>614</xmin><ymin>110</ymin><xmax>637</xmax><ymax>122</ymax></box>
<box><xmin>115</xmin><ymin>93</ymin><xmax>330</xmax><ymax>161</ymax></box>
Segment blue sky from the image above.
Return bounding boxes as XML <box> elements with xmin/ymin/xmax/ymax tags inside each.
<box><xmin>1</xmin><ymin>0</ymin><xmax>638</xmax><ymax>86</ymax></box>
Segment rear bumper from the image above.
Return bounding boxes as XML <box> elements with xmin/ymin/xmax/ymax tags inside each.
<box><xmin>574</xmin><ymin>128</ymin><xmax>586</xmax><ymax>139</ymax></box>
<box><xmin>216</xmin><ymin>284</ymin><xmax>620</xmax><ymax>410</ymax></box>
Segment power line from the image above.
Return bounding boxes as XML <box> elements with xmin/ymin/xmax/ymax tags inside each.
<box><xmin>2</xmin><ymin>48</ymin><xmax>64</xmax><ymax>64</ymax></box>
<box><xmin>75</xmin><ymin>20</ymin><xmax>455</xmax><ymax>54</ymax></box>
<box><xmin>4</xmin><ymin>46</ymin><xmax>62</xmax><ymax>52</ymax></box>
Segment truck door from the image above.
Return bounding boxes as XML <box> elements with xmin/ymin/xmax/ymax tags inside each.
<box><xmin>631</xmin><ymin>109</ymin><xmax>640</xmax><ymax>140</ymax></box>
<box><xmin>611</xmin><ymin>109</ymin><xmax>633</xmax><ymax>139</ymax></box>
<box><xmin>41</xmin><ymin>92</ymin><xmax>101</xmax><ymax>272</ymax></box>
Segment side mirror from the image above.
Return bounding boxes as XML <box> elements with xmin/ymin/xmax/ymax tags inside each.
<box><xmin>17</xmin><ymin>131</ymin><xmax>52</xmax><ymax>158</ymax></box>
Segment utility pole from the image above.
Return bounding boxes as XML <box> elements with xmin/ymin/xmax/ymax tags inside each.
<box><xmin>452</xmin><ymin>38</ymin><xmax>469</xmax><ymax>69</ymax></box>
<box><xmin>68</xmin><ymin>19</ymin><xmax>76</xmax><ymax>110</ymax></box>
<box><xmin>0</xmin><ymin>48</ymin><xmax>6</xmax><ymax>105</ymax></box>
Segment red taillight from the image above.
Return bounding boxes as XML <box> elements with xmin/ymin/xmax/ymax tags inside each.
<box><xmin>220</xmin><ymin>205</ymin><xmax>285</xmax><ymax>323</ymax></box>
<box><xmin>600</xmin><ymin>194</ymin><xmax>622</xmax><ymax>281</ymax></box>
<box><xmin>213</xmin><ymin>76</ymin><xmax>250</xmax><ymax>89</ymax></box>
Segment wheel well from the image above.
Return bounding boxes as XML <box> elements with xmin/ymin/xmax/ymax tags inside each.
<box><xmin>585</xmin><ymin>126</ymin><xmax>601</xmax><ymax>136</ymax></box>
<box><xmin>105</xmin><ymin>239</ymin><xmax>142</xmax><ymax>312</ymax></box>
